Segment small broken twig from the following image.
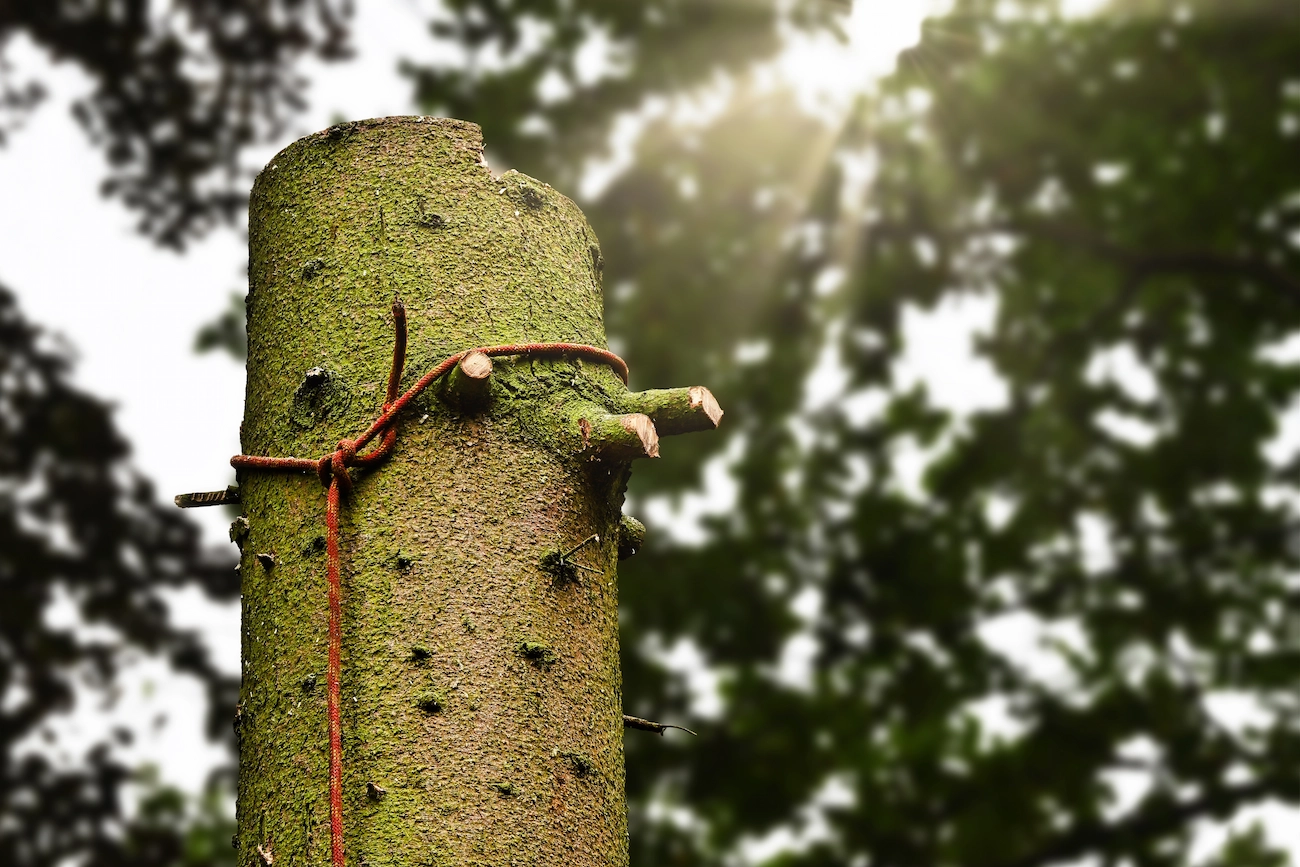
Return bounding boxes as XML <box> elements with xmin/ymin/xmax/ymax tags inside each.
<box><xmin>622</xmin><ymin>714</ymin><xmax>697</xmax><ymax>736</ymax></box>
<box><xmin>562</xmin><ymin>533</ymin><xmax>600</xmax><ymax>560</ymax></box>
<box><xmin>541</xmin><ymin>534</ymin><xmax>602</xmax><ymax>583</ymax></box>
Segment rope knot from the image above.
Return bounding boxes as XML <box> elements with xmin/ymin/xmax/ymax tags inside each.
<box><xmin>330</xmin><ymin>439</ymin><xmax>357</xmax><ymax>494</ymax></box>
<box><xmin>315</xmin><ymin>439</ymin><xmax>358</xmax><ymax>493</ymax></box>
<box><xmin>337</xmin><ymin>438</ymin><xmax>358</xmax><ymax>464</ymax></box>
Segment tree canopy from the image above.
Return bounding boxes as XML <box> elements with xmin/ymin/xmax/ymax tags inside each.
<box><xmin>0</xmin><ymin>0</ymin><xmax>351</xmax><ymax>246</ymax></box>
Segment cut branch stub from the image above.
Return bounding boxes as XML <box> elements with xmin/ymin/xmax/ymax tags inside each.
<box><xmin>579</xmin><ymin>412</ymin><xmax>660</xmax><ymax>461</ymax></box>
<box><xmin>621</xmin><ymin>385</ymin><xmax>722</xmax><ymax>436</ymax></box>
<box><xmin>437</xmin><ymin>349</ymin><xmax>492</xmax><ymax>411</ymax></box>
<box><xmin>562</xmin><ymin>386</ymin><xmax>723</xmax><ymax>463</ymax></box>
<box><xmin>616</xmin><ymin>515</ymin><xmax>646</xmax><ymax>560</ymax></box>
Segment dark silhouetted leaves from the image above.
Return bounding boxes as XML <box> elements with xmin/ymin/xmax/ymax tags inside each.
<box><xmin>0</xmin><ymin>0</ymin><xmax>353</xmax><ymax>246</ymax></box>
<box><xmin>0</xmin><ymin>284</ymin><xmax>237</xmax><ymax>865</ymax></box>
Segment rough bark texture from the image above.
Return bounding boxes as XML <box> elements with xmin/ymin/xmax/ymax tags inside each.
<box><xmin>237</xmin><ymin>117</ymin><xmax>631</xmax><ymax>867</ymax></box>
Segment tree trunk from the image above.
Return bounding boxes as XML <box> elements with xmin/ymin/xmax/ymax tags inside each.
<box><xmin>233</xmin><ymin>117</ymin><xmax>717</xmax><ymax>867</ymax></box>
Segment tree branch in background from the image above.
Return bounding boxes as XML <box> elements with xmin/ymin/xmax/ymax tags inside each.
<box><xmin>0</xmin><ymin>0</ymin><xmax>354</xmax><ymax>247</ymax></box>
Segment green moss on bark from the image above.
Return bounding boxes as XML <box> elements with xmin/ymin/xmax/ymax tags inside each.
<box><xmin>237</xmin><ymin>117</ymin><xmax>628</xmax><ymax>867</ymax></box>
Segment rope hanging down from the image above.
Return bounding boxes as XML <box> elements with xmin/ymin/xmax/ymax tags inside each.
<box><xmin>230</xmin><ymin>301</ymin><xmax>629</xmax><ymax>867</ymax></box>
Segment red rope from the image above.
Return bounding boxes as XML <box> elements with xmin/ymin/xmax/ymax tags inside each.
<box><xmin>325</xmin><ymin>476</ymin><xmax>344</xmax><ymax>867</ymax></box>
<box><xmin>231</xmin><ymin>301</ymin><xmax>627</xmax><ymax>867</ymax></box>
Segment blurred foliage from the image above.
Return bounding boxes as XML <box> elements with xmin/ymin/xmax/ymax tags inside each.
<box><xmin>121</xmin><ymin>767</ymin><xmax>236</xmax><ymax>867</ymax></box>
<box><xmin>1204</xmin><ymin>826</ymin><xmax>1291</xmax><ymax>867</ymax></box>
<box><xmin>194</xmin><ymin>292</ymin><xmax>248</xmax><ymax>359</ymax></box>
<box><xmin>401</xmin><ymin>0</ymin><xmax>847</xmax><ymax>192</ymax></box>
<box><xmin>0</xmin><ymin>0</ymin><xmax>353</xmax><ymax>247</ymax></box>
<box><xmin>0</xmin><ymin>283</ymin><xmax>239</xmax><ymax>864</ymax></box>
<box><xmin>409</xmin><ymin>0</ymin><xmax>1300</xmax><ymax>863</ymax></box>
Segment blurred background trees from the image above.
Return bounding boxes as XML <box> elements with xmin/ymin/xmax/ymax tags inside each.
<box><xmin>4</xmin><ymin>0</ymin><xmax>1300</xmax><ymax>864</ymax></box>
<box><xmin>1</xmin><ymin>0</ymin><xmax>351</xmax><ymax>246</ymax></box>
<box><xmin>0</xmin><ymin>283</ymin><xmax>238</xmax><ymax>864</ymax></box>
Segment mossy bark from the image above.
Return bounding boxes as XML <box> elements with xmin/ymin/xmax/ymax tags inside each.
<box><xmin>237</xmin><ymin>117</ymin><xmax>629</xmax><ymax>867</ymax></box>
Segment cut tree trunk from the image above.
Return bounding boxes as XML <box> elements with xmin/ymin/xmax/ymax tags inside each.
<box><xmin>233</xmin><ymin>117</ymin><xmax>719</xmax><ymax>867</ymax></box>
